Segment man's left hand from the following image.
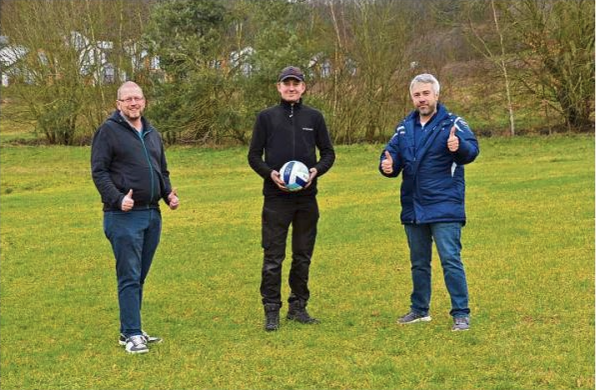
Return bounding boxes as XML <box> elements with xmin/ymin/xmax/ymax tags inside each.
<box><xmin>447</xmin><ymin>126</ymin><xmax>459</xmax><ymax>152</ymax></box>
<box><xmin>304</xmin><ymin>168</ymin><xmax>318</xmax><ymax>189</ymax></box>
<box><xmin>168</xmin><ymin>188</ymin><xmax>180</xmax><ymax>210</ymax></box>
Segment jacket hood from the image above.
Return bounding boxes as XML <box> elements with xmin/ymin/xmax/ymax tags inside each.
<box><xmin>107</xmin><ymin>110</ymin><xmax>153</xmax><ymax>132</ymax></box>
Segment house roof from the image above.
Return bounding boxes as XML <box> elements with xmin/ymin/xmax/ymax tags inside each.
<box><xmin>0</xmin><ymin>45</ymin><xmax>28</xmax><ymax>67</ymax></box>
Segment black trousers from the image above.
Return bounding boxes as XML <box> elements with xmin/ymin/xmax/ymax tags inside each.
<box><xmin>260</xmin><ymin>196</ymin><xmax>319</xmax><ymax>306</ymax></box>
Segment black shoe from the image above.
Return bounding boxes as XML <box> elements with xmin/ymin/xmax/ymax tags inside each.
<box><xmin>264</xmin><ymin>304</ymin><xmax>280</xmax><ymax>332</ymax></box>
<box><xmin>287</xmin><ymin>301</ymin><xmax>319</xmax><ymax>324</ymax></box>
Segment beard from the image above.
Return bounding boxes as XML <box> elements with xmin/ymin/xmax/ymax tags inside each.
<box><xmin>122</xmin><ymin>109</ymin><xmax>142</xmax><ymax>121</ymax></box>
<box><xmin>417</xmin><ymin>102</ymin><xmax>437</xmax><ymax>118</ymax></box>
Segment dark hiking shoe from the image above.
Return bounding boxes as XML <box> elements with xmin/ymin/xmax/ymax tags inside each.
<box><xmin>287</xmin><ymin>302</ymin><xmax>320</xmax><ymax>324</ymax></box>
<box><xmin>264</xmin><ymin>304</ymin><xmax>280</xmax><ymax>332</ymax></box>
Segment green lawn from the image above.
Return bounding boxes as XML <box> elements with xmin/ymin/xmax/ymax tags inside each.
<box><xmin>0</xmin><ymin>136</ymin><xmax>594</xmax><ymax>390</ymax></box>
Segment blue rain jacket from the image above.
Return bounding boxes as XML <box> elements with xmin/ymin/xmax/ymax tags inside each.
<box><xmin>379</xmin><ymin>103</ymin><xmax>479</xmax><ymax>225</ymax></box>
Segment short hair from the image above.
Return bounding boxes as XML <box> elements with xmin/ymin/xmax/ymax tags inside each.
<box><xmin>117</xmin><ymin>81</ymin><xmax>143</xmax><ymax>100</ymax></box>
<box><xmin>410</xmin><ymin>74</ymin><xmax>440</xmax><ymax>95</ymax></box>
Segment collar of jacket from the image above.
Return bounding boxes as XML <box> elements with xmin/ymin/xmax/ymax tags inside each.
<box><xmin>405</xmin><ymin>103</ymin><xmax>450</xmax><ymax>125</ymax></box>
<box><xmin>280</xmin><ymin>98</ymin><xmax>303</xmax><ymax>111</ymax></box>
<box><xmin>108</xmin><ymin>110</ymin><xmax>153</xmax><ymax>134</ymax></box>
<box><xmin>403</xmin><ymin>103</ymin><xmax>453</xmax><ymax>145</ymax></box>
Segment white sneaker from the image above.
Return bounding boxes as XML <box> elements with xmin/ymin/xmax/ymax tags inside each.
<box><xmin>124</xmin><ymin>335</ymin><xmax>149</xmax><ymax>354</ymax></box>
<box><xmin>119</xmin><ymin>331</ymin><xmax>162</xmax><ymax>346</ymax></box>
<box><xmin>142</xmin><ymin>331</ymin><xmax>163</xmax><ymax>344</ymax></box>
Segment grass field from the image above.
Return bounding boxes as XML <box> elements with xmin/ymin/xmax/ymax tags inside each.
<box><xmin>0</xmin><ymin>136</ymin><xmax>594</xmax><ymax>390</ymax></box>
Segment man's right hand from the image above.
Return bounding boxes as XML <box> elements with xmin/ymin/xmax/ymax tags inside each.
<box><xmin>168</xmin><ymin>188</ymin><xmax>179</xmax><ymax>210</ymax></box>
<box><xmin>271</xmin><ymin>170</ymin><xmax>289</xmax><ymax>191</ymax></box>
<box><xmin>381</xmin><ymin>150</ymin><xmax>394</xmax><ymax>174</ymax></box>
<box><xmin>121</xmin><ymin>189</ymin><xmax>134</xmax><ymax>211</ymax></box>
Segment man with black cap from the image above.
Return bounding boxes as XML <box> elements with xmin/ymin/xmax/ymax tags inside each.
<box><xmin>248</xmin><ymin>66</ymin><xmax>335</xmax><ymax>331</ymax></box>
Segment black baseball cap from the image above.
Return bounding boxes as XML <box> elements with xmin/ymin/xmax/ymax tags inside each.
<box><xmin>278</xmin><ymin>66</ymin><xmax>305</xmax><ymax>82</ymax></box>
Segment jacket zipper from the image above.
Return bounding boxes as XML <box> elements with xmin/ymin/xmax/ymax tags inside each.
<box><xmin>138</xmin><ymin>129</ymin><xmax>155</xmax><ymax>206</ymax></box>
<box><xmin>411</xmin><ymin>119</ymin><xmax>453</xmax><ymax>224</ymax></box>
<box><xmin>290</xmin><ymin>104</ymin><xmax>295</xmax><ymax>158</ymax></box>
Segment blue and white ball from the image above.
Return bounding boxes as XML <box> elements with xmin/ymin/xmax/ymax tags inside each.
<box><xmin>280</xmin><ymin>160</ymin><xmax>310</xmax><ymax>191</ymax></box>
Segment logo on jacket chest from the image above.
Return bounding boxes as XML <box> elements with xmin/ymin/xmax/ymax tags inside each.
<box><xmin>302</xmin><ymin>127</ymin><xmax>314</xmax><ymax>131</ymax></box>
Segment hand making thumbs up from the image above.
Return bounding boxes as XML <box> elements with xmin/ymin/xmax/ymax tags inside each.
<box><xmin>121</xmin><ymin>189</ymin><xmax>134</xmax><ymax>212</ymax></box>
<box><xmin>447</xmin><ymin>126</ymin><xmax>459</xmax><ymax>152</ymax></box>
<box><xmin>381</xmin><ymin>150</ymin><xmax>394</xmax><ymax>174</ymax></box>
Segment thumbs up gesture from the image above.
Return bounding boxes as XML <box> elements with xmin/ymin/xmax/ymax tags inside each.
<box><xmin>168</xmin><ymin>187</ymin><xmax>180</xmax><ymax>210</ymax></box>
<box><xmin>381</xmin><ymin>150</ymin><xmax>394</xmax><ymax>174</ymax></box>
<box><xmin>121</xmin><ymin>189</ymin><xmax>134</xmax><ymax>212</ymax></box>
<box><xmin>447</xmin><ymin>126</ymin><xmax>459</xmax><ymax>152</ymax></box>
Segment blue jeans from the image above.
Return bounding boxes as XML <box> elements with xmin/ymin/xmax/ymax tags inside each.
<box><xmin>104</xmin><ymin>209</ymin><xmax>161</xmax><ymax>338</ymax></box>
<box><xmin>404</xmin><ymin>222</ymin><xmax>470</xmax><ymax>318</ymax></box>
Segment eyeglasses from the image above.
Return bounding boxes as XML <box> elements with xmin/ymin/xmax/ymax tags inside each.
<box><xmin>118</xmin><ymin>97</ymin><xmax>145</xmax><ymax>103</ymax></box>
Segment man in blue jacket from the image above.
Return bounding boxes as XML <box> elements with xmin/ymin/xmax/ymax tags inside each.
<box><xmin>91</xmin><ymin>81</ymin><xmax>179</xmax><ymax>353</ymax></box>
<box><xmin>379</xmin><ymin>74</ymin><xmax>479</xmax><ymax>331</ymax></box>
<box><xmin>248</xmin><ymin>66</ymin><xmax>335</xmax><ymax>331</ymax></box>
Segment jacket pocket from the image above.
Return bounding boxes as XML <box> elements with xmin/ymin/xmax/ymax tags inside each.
<box><xmin>112</xmin><ymin>172</ymin><xmax>129</xmax><ymax>193</ymax></box>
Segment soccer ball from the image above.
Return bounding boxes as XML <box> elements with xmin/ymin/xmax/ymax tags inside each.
<box><xmin>280</xmin><ymin>160</ymin><xmax>310</xmax><ymax>191</ymax></box>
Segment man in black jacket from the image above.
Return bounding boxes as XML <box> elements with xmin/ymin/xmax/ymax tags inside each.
<box><xmin>248</xmin><ymin>66</ymin><xmax>335</xmax><ymax>331</ymax></box>
<box><xmin>91</xmin><ymin>81</ymin><xmax>179</xmax><ymax>354</ymax></box>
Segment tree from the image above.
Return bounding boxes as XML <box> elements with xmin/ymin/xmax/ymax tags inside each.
<box><xmin>1</xmin><ymin>0</ymin><xmax>150</xmax><ymax>144</ymax></box>
<box><xmin>215</xmin><ymin>0</ymin><xmax>317</xmax><ymax>143</ymax></box>
<box><xmin>507</xmin><ymin>0</ymin><xmax>595</xmax><ymax>131</ymax></box>
<box><xmin>144</xmin><ymin>0</ymin><xmax>231</xmax><ymax>144</ymax></box>
<box><xmin>237</xmin><ymin>0</ymin><xmax>316</xmax><ymax>106</ymax></box>
<box><xmin>144</xmin><ymin>0</ymin><xmax>225</xmax><ymax>79</ymax></box>
<box><xmin>317</xmin><ymin>0</ymin><xmax>414</xmax><ymax>143</ymax></box>
<box><xmin>461</xmin><ymin>0</ymin><xmax>516</xmax><ymax>136</ymax></box>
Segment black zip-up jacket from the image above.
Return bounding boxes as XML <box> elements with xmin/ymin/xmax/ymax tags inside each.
<box><xmin>91</xmin><ymin>111</ymin><xmax>173</xmax><ymax>211</ymax></box>
<box><xmin>248</xmin><ymin>99</ymin><xmax>335</xmax><ymax>197</ymax></box>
